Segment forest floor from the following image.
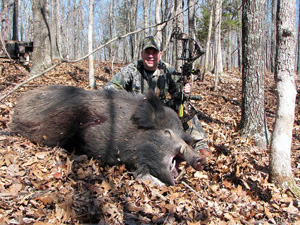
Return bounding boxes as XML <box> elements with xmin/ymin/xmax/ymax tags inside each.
<box><xmin>1</xmin><ymin>59</ymin><xmax>300</xmax><ymax>224</ymax></box>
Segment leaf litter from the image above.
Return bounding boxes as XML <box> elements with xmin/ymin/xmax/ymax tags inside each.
<box><xmin>0</xmin><ymin>59</ymin><xmax>300</xmax><ymax>224</ymax></box>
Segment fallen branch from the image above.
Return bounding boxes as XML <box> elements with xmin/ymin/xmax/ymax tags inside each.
<box><xmin>181</xmin><ymin>180</ymin><xmax>207</xmax><ymax>203</ymax></box>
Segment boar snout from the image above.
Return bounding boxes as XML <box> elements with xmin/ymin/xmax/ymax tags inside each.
<box><xmin>192</xmin><ymin>156</ymin><xmax>206</xmax><ymax>170</ymax></box>
<box><xmin>180</xmin><ymin>145</ymin><xmax>208</xmax><ymax>170</ymax></box>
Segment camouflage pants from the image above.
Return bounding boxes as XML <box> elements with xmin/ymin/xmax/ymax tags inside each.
<box><xmin>184</xmin><ymin>115</ymin><xmax>209</xmax><ymax>151</ymax></box>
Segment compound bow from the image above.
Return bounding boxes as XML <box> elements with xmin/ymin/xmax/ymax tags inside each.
<box><xmin>170</xmin><ymin>26</ymin><xmax>205</xmax><ymax>122</ymax></box>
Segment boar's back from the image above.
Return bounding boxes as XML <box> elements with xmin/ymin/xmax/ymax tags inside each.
<box><xmin>10</xmin><ymin>85</ymin><xmax>185</xmax><ymax>156</ymax></box>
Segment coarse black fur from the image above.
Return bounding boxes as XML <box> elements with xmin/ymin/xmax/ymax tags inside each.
<box><xmin>10</xmin><ymin>85</ymin><xmax>202</xmax><ymax>185</ymax></box>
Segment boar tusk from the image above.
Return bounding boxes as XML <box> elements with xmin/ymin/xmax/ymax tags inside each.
<box><xmin>170</xmin><ymin>159</ymin><xmax>176</xmax><ymax>172</ymax></box>
<box><xmin>180</xmin><ymin>145</ymin><xmax>186</xmax><ymax>155</ymax></box>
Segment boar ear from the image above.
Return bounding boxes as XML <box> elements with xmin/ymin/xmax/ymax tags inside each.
<box><xmin>132</xmin><ymin>90</ymin><xmax>165</xmax><ymax>128</ymax></box>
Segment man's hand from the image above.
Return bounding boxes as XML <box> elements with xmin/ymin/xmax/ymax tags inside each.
<box><xmin>183</xmin><ymin>83</ymin><xmax>191</xmax><ymax>95</ymax></box>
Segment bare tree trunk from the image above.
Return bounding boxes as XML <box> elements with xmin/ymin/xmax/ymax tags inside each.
<box><xmin>188</xmin><ymin>0</ymin><xmax>196</xmax><ymax>40</ymax></box>
<box><xmin>213</xmin><ymin>0</ymin><xmax>223</xmax><ymax>91</ymax></box>
<box><xmin>148</xmin><ymin>0</ymin><xmax>153</xmax><ymax>34</ymax></box>
<box><xmin>143</xmin><ymin>0</ymin><xmax>149</xmax><ymax>36</ymax></box>
<box><xmin>237</xmin><ymin>0</ymin><xmax>243</xmax><ymax>72</ymax></box>
<box><xmin>240</xmin><ymin>0</ymin><xmax>267</xmax><ymax>148</ymax></box>
<box><xmin>78</xmin><ymin>0</ymin><xmax>84</xmax><ymax>57</ymax></box>
<box><xmin>31</xmin><ymin>0</ymin><xmax>52</xmax><ymax>76</ymax></box>
<box><xmin>19</xmin><ymin>0</ymin><xmax>24</xmax><ymax>41</ymax></box>
<box><xmin>187</xmin><ymin>0</ymin><xmax>196</xmax><ymax>64</ymax></box>
<box><xmin>271</xmin><ymin>0</ymin><xmax>277</xmax><ymax>74</ymax></box>
<box><xmin>173</xmin><ymin>0</ymin><xmax>183</xmax><ymax>71</ymax></box>
<box><xmin>12</xmin><ymin>0</ymin><xmax>19</xmax><ymax>41</ymax></box>
<box><xmin>73</xmin><ymin>0</ymin><xmax>78</xmax><ymax>59</ymax></box>
<box><xmin>155</xmin><ymin>0</ymin><xmax>163</xmax><ymax>41</ymax></box>
<box><xmin>202</xmin><ymin>2</ymin><xmax>213</xmax><ymax>81</ymax></box>
<box><xmin>88</xmin><ymin>0</ymin><xmax>95</xmax><ymax>89</ymax></box>
<box><xmin>129</xmin><ymin>0</ymin><xmax>138</xmax><ymax>62</ymax></box>
<box><xmin>227</xmin><ymin>29</ymin><xmax>232</xmax><ymax>72</ymax></box>
<box><xmin>264</xmin><ymin>1</ymin><xmax>270</xmax><ymax>72</ymax></box>
<box><xmin>297</xmin><ymin>1</ymin><xmax>300</xmax><ymax>77</ymax></box>
<box><xmin>108</xmin><ymin>0</ymin><xmax>115</xmax><ymax>60</ymax></box>
<box><xmin>123</xmin><ymin>1</ymin><xmax>129</xmax><ymax>63</ymax></box>
<box><xmin>62</xmin><ymin>0</ymin><xmax>72</xmax><ymax>59</ymax></box>
<box><xmin>161</xmin><ymin>0</ymin><xmax>171</xmax><ymax>58</ymax></box>
<box><xmin>72</xmin><ymin>0</ymin><xmax>84</xmax><ymax>59</ymax></box>
<box><xmin>51</xmin><ymin>0</ymin><xmax>61</xmax><ymax>59</ymax></box>
<box><xmin>2</xmin><ymin>0</ymin><xmax>12</xmax><ymax>41</ymax></box>
<box><xmin>270</xmin><ymin>0</ymin><xmax>299</xmax><ymax>195</ymax></box>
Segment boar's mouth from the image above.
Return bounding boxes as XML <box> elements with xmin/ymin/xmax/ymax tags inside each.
<box><xmin>169</xmin><ymin>151</ymin><xmax>185</xmax><ymax>185</ymax></box>
<box><xmin>168</xmin><ymin>145</ymin><xmax>205</xmax><ymax>185</ymax></box>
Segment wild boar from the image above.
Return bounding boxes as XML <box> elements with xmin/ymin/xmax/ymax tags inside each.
<box><xmin>10</xmin><ymin>85</ymin><xmax>206</xmax><ymax>185</ymax></box>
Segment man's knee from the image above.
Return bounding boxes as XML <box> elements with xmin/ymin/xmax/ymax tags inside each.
<box><xmin>184</xmin><ymin>116</ymin><xmax>209</xmax><ymax>151</ymax></box>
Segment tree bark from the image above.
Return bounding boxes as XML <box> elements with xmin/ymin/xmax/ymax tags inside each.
<box><xmin>148</xmin><ymin>0</ymin><xmax>153</xmax><ymax>34</ymax></box>
<box><xmin>78</xmin><ymin>0</ymin><xmax>84</xmax><ymax>58</ymax></box>
<box><xmin>173</xmin><ymin>0</ymin><xmax>183</xmax><ymax>71</ymax></box>
<box><xmin>31</xmin><ymin>0</ymin><xmax>52</xmax><ymax>76</ymax></box>
<box><xmin>213</xmin><ymin>0</ymin><xmax>223</xmax><ymax>91</ymax></box>
<box><xmin>129</xmin><ymin>0</ymin><xmax>138</xmax><ymax>61</ymax></box>
<box><xmin>155</xmin><ymin>0</ymin><xmax>163</xmax><ymax>41</ymax></box>
<box><xmin>88</xmin><ymin>0</ymin><xmax>95</xmax><ymax>89</ymax></box>
<box><xmin>270</xmin><ymin>0</ymin><xmax>298</xmax><ymax>193</ymax></box>
<box><xmin>12</xmin><ymin>0</ymin><xmax>19</xmax><ymax>41</ymax></box>
<box><xmin>271</xmin><ymin>0</ymin><xmax>277</xmax><ymax>74</ymax></box>
<box><xmin>240</xmin><ymin>0</ymin><xmax>267</xmax><ymax>148</ymax></box>
<box><xmin>107</xmin><ymin>0</ymin><xmax>115</xmax><ymax>61</ymax></box>
<box><xmin>263</xmin><ymin>1</ymin><xmax>270</xmax><ymax>71</ymax></box>
<box><xmin>227</xmin><ymin>29</ymin><xmax>232</xmax><ymax>72</ymax></box>
<box><xmin>161</xmin><ymin>0</ymin><xmax>171</xmax><ymax>58</ymax></box>
<box><xmin>51</xmin><ymin>0</ymin><xmax>61</xmax><ymax>59</ymax></box>
<box><xmin>143</xmin><ymin>0</ymin><xmax>149</xmax><ymax>36</ymax></box>
<box><xmin>297</xmin><ymin>1</ymin><xmax>300</xmax><ymax>77</ymax></box>
<box><xmin>188</xmin><ymin>0</ymin><xmax>196</xmax><ymax>40</ymax></box>
<box><xmin>202</xmin><ymin>2</ymin><xmax>213</xmax><ymax>81</ymax></box>
<box><xmin>237</xmin><ymin>0</ymin><xmax>243</xmax><ymax>72</ymax></box>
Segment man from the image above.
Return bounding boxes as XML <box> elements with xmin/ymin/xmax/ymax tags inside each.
<box><xmin>104</xmin><ymin>36</ymin><xmax>209</xmax><ymax>154</ymax></box>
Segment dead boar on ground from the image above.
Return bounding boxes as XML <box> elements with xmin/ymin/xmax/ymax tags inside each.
<box><xmin>10</xmin><ymin>85</ymin><xmax>206</xmax><ymax>185</ymax></box>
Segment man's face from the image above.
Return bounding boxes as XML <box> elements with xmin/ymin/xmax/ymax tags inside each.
<box><xmin>141</xmin><ymin>47</ymin><xmax>162</xmax><ymax>71</ymax></box>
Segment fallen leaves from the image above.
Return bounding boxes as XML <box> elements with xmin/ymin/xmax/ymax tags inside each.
<box><xmin>0</xmin><ymin>60</ymin><xmax>300</xmax><ymax>224</ymax></box>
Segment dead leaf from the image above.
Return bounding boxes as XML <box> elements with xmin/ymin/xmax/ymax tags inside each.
<box><xmin>283</xmin><ymin>202</ymin><xmax>299</xmax><ymax>214</ymax></box>
<box><xmin>4</xmin><ymin>153</ymin><xmax>14</xmax><ymax>166</ymax></box>
<box><xmin>100</xmin><ymin>180</ymin><xmax>113</xmax><ymax>192</ymax></box>
<box><xmin>36</xmin><ymin>152</ymin><xmax>49</xmax><ymax>159</ymax></box>
<box><xmin>35</xmin><ymin>193</ymin><xmax>58</xmax><ymax>205</ymax></box>
<box><xmin>125</xmin><ymin>202</ymin><xmax>142</xmax><ymax>212</ymax></box>
<box><xmin>52</xmin><ymin>171</ymin><xmax>63</xmax><ymax>179</ymax></box>
<box><xmin>33</xmin><ymin>222</ymin><xmax>53</xmax><ymax>225</ymax></box>
<box><xmin>8</xmin><ymin>183</ymin><xmax>22</xmax><ymax>193</ymax></box>
<box><xmin>194</xmin><ymin>171</ymin><xmax>209</xmax><ymax>179</ymax></box>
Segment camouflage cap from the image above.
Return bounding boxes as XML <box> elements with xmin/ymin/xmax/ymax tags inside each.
<box><xmin>142</xmin><ymin>36</ymin><xmax>161</xmax><ymax>51</ymax></box>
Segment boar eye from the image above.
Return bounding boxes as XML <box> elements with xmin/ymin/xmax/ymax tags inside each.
<box><xmin>163</xmin><ymin>129</ymin><xmax>172</xmax><ymax>136</ymax></box>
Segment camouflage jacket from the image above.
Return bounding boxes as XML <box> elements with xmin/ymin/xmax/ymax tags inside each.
<box><xmin>104</xmin><ymin>60</ymin><xmax>180</xmax><ymax>104</ymax></box>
